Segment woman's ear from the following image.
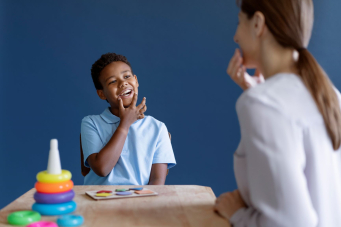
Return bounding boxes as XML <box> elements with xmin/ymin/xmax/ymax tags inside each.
<box><xmin>252</xmin><ymin>11</ymin><xmax>266</xmax><ymax>38</ymax></box>
<box><xmin>97</xmin><ymin>90</ymin><xmax>107</xmax><ymax>100</ymax></box>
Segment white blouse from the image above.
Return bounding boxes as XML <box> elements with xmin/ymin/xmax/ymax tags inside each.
<box><xmin>230</xmin><ymin>73</ymin><xmax>341</xmax><ymax>227</ymax></box>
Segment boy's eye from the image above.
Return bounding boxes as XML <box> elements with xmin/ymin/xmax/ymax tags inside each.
<box><xmin>109</xmin><ymin>80</ymin><xmax>117</xmax><ymax>85</ymax></box>
<box><xmin>124</xmin><ymin>75</ymin><xmax>131</xmax><ymax>79</ymax></box>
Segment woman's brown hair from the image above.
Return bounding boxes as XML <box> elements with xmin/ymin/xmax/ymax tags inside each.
<box><xmin>237</xmin><ymin>0</ymin><xmax>341</xmax><ymax>150</ymax></box>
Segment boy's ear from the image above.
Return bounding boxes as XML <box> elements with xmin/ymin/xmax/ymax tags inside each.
<box><xmin>134</xmin><ymin>74</ymin><xmax>139</xmax><ymax>87</ymax></box>
<box><xmin>97</xmin><ymin>90</ymin><xmax>107</xmax><ymax>100</ymax></box>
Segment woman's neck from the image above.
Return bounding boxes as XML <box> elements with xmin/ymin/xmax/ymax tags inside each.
<box><xmin>258</xmin><ymin>39</ymin><xmax>299</xmax><ymax>80</ymax></box>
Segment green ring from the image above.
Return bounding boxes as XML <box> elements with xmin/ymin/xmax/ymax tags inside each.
<box><xmin>7</xmin><ymin>211</ymin><xmax>41</xmax><ymax>225</ymax></box>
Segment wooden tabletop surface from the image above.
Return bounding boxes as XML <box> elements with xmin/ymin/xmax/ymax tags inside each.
<box><xmin>0</xmin><ymin>185</ymin><xmax>230</xmax><ymax>227</ymax></box>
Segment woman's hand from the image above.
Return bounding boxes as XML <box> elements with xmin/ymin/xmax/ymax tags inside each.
<box><xmin>214</xmin><ymin>189</ymin><xmax>247</xmax><ymax>220</ymax></box>
<box><xmin>118</xmin><ymin>93</ymin><xmax>147</xmax><ymax>130</ymax></box>
<box><xmin>227</xmin><ymin>49</ymin><xmax>264</xmax><ymax>90</ymax></box>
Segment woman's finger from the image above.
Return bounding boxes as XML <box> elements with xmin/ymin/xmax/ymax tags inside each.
<box><xmin>227</xmin><ymin>49</ymin><xmax>239</xmax><ymax>75</ymax></box>
<box><xmin>230</xmin><ymin>57</ymin><xmax>242</xmax><ymax>82</ymax></box>
<box><xmin>240</xmin><ymin>66</ymin><xmax>250</xmax><ymax>89</ymax></box>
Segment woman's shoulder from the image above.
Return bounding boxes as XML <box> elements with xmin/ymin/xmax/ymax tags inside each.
<box><xmin>236</xmin><ymin>73</ymin><xmax>321</xmax><ymax>123</ymax></box>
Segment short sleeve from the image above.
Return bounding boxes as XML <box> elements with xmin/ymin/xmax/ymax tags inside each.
<box><xmin>152</xmin><ymin>123</ymin><xmax>176</xmax><ymax>169</ymax></box>
<box><xmin>81</xmin><ymin>117</ymin><xmax>103</xmax><ymax>168</ymax></box>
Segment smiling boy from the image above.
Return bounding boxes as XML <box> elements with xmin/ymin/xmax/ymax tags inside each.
<box><xmin>81</xmin><ymin>53</ymin><xmax>176</xmax><ymax>185</ymax></box>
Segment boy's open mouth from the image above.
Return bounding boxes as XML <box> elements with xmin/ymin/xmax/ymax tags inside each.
<box><xmin>119</xmin><ymin>89</ymin><xmax>133</xmax><ymax>98</ymax></box>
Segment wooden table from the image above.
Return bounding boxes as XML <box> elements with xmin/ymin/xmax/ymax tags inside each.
<box><xmin>0</xmin><ymin>185</ymin><xmax>230</xmax><ymax>227</ymax></box>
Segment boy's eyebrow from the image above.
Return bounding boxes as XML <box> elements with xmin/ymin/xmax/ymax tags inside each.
<box><xmin>120</xmin><ymin>70</ymin><xmax>131</xmax><ymax>74</ymax></box>
<box><xmin>105</xmin><ymin>76</ymin><xmax>116</xmax><ymax>82</ymax></box>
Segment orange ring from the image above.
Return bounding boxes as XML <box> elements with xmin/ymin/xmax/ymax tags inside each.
<box><xmin>35</xmin><ymin>180</ymin><xmax>74</xmax><ymax>194</ymax></box>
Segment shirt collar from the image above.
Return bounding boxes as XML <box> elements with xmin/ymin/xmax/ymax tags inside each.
<box><xmin>100</xmin><ymin>107</ymin><xmax>121</xmax><ymax>124</ymax></box>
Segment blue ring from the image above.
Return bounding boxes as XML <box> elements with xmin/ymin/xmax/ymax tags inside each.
<box><xmin>57</xmin><ymin>215</ymin><xmax>84</xmax><ymax>227</ymax></box>
<box><xmin>32</xmin><ymin>201</ymin><xmax>77</xmax><ymax>216</ymax></box>
<box><xmin>34</xmin><ymin>190</ymin><xmax>75</xmax><ymax>204</ymax></box>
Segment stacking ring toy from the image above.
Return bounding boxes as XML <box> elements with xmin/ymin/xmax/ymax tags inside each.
<box><xmin>27</xmin><ymin>221</ymin><xmax>58</xmax><ymax>227</ymax></box>
<box><xmin>35</xmin><ymin>180</ymin><xmax>73</xmax><ymax>193</ymax></box>
<box><xmin>57</xmin><ymin>214</ymin><xmax>84</xmax><ymax>227</ymax></box>
<box><xmin>7</xmin><ymin>210</ymin><xmax>41</xmax><ymax>225</ymax></box>
<box><xmin>32</xmin><ymin>201</ymin><xmax>77</xmax><ymax>216</ymax></box>
<box><xmin>34</xmin><ymin>190</ymin><xmax>75</xmax><ymax>204</ymax></box>
<box><xmin>36</xmin><ymin>170</ymin><xmax>72</xmax><ymax>183</ymax></box>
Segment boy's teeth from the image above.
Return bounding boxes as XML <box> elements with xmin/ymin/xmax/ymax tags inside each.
<box><xmin>121</xmin><ymin>90</ymin><xmax>131</xmax><ymax>96</ymax></box>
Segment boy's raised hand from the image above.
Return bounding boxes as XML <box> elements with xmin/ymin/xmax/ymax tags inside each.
<box><xmin>118</xmin><ymin>93</ymin><xmax>147</xmax><ymax>130</ymax></box>
<box><xmin>227</xmin><ymin>49</ymin><xmax>264</xmax><ymax>90</ymax></box>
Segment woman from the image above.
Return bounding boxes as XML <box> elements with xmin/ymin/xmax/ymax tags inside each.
<box><xmin>214</xmin><ymin>0</ymin><xmax>341</xmax><ymax>226</ymax></box>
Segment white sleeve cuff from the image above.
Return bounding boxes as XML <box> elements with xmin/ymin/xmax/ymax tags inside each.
<box><xmin>229</xmin><ymin>207</ymin><xmax>247</xmax><ymax>225</ymax></box>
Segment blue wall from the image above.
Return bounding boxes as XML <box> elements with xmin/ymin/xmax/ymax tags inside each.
<box><xmin>1</xmin><ymin>0</ymin><xmax>341</xmax><ymax>209</ymax></box>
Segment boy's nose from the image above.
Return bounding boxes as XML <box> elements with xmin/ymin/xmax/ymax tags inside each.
<box><xmin>119</xmin><ymin>81</ymin><xmax>128</xmax><ymax>88</ymax></box>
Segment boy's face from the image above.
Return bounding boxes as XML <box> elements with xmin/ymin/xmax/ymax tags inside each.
<box><xmin>97</xmin><ymin>61</ymin><xmax>139</xmax><ymax>109</ymax></box>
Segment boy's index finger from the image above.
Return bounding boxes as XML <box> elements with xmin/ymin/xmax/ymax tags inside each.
<box><xmin>131</xmin><ymin>92</ymin><xmax>138</xmax><ymax>107</ymax></box>
<box><xmin>118</xmin><ymin>97</ymin><xmax>125</xmax><ymax>110</ymax></box>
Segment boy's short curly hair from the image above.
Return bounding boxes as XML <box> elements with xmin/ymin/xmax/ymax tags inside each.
<box><xmin>91</xmin><ymin>53</ymin><xmax>133</xmax><ymax>90</ymax></box>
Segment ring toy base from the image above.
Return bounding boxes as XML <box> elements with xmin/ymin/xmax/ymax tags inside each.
<box><xmin>7</xmin><ymin>210</ymin><xmax>41</xmax><ymax>225</ymax></box>
<box><xmin>35</xmin><ymin>180</ymin><xmax>74</xmax><ymax>194</ymax></box>
<box><xmin>32</xmin><ymin>201</ymin><xmax>77</xmax><ymax>216</ymax></box>
<box><xmin>27</xmin><ymin>221</ymin><xmax>58</xmax><ymax>227</ymax></box>
<box><xmin>37</xmin><ymin>170</ymin><xmax>72</xmax><ymax>183</ymax></box>
<box><xmin>57</xmin><ymin>214</ymin><xmax>84</xmax><ymax>227</ymax></box>
<box><xmin>34</xmin><ymin>190</ymin><xmax>75</xmax><ymax>204</ymax></box>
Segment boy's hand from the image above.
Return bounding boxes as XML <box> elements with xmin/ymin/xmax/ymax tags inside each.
<box><xmin>118</xmin><ymin>93</ymin><xmax>146</xmax><ymax>130</ymax></box>
<box><xmin>227</xmin><ymin>49</ymin><xmax>264</xmax><ymax>90</ymax></box>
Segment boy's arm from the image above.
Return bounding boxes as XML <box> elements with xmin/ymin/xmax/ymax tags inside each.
<box><xmin>87</xmin><ymin>126</ymin><xmax>129</xmax><ymax>177</ymax></box>
<box><xmin>148</xmin><ymin>163</ymin><xmax>168</xmax><ymax>185</ymax></box>
<box><xmin>87</xmin><ymin>93</ymin><xmax>146</xmax><ymax>177</ymax></box>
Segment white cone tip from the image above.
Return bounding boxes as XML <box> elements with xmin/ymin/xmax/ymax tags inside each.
<box><xmin>47</xmin><ymin>139</ymin><xmax>62</xmax><ymax>174</ymax></box>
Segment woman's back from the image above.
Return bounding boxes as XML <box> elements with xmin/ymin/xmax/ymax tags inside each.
<box><xmin>233</xmin><ymin>73</ymin><xmax>341</xmax><ymax>226</ymax></box>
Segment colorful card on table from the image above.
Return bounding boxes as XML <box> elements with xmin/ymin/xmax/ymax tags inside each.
<box><xmin>97</xmin><ymin>190</ymin><xmax>112</xmax><ymax>193</ymax></box>
<box><xmin>86</xmin><ymin>188</ymin><xmax>158</xmax><ymax>200</ymax></box>
<box><xmin>129</xmin><ymin>187</ymin><xmax>143</xmax><ymax>191</ymax></box>
<box><xmin>134</xmin><ymin>190</ymin><xmax>154</xmax><ymax>195</ymax></box>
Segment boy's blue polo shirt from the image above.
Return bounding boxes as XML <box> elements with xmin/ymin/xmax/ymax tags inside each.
<box><xmin>81</xmin><ymin>107</ymin><xmax>176</xmax><ymax>185</ymax></box>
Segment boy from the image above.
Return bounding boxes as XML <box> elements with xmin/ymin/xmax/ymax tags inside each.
<box><xmin>81</xmin><ymin>53</ymin><xmax>176</xmax><ymax>185</ymax></box>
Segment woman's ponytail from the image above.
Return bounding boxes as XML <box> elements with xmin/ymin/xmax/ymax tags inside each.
<box><xmin>297</xmin><ymin>49</ymin><xmax>341</xmax><ymax>150</ymax></box>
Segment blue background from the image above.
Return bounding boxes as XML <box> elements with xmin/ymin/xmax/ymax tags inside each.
<box><xmin>1</xmin><ymin>0</ymin><xmax>341</xmax><ymax>209</ymax></box>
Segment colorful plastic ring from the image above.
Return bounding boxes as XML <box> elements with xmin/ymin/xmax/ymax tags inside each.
<box><xmin>7</xmin><ymin>210</ymin><xmax>41</xmax><ymax>225</ymax></box>
<box><xmin>27</xmin><ymin>221</ymin><xmax>58</xmax><ymax>227</ymax></box>
<box><xmin>34</xmin><ymin>190</ymin><xmax>75</xmax><ymax>204</ymax></box>
<box><xmin>35</xmin><ymin>180</ymin><xmax>73</xmax><ymax>193</ymax></box>
<box><xmin>32</xmin><ymin>201</ymin><xmax>77</xmax><ymax>216</ymax></box>
<box><xmin>36</xmin><ymin>170</ymin><xmax>72</xmax><ymax>183</ymax></box>
<box><xmin>57</xmin><ymin>215</ymin><xmax>84</xmax><ymax>227</ymax></box>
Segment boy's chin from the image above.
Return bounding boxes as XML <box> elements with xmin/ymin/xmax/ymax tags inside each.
<box><xmin>122</xmin><ymin>100</ymin><xmax>133</xmax><ymax>108</ymax></box>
